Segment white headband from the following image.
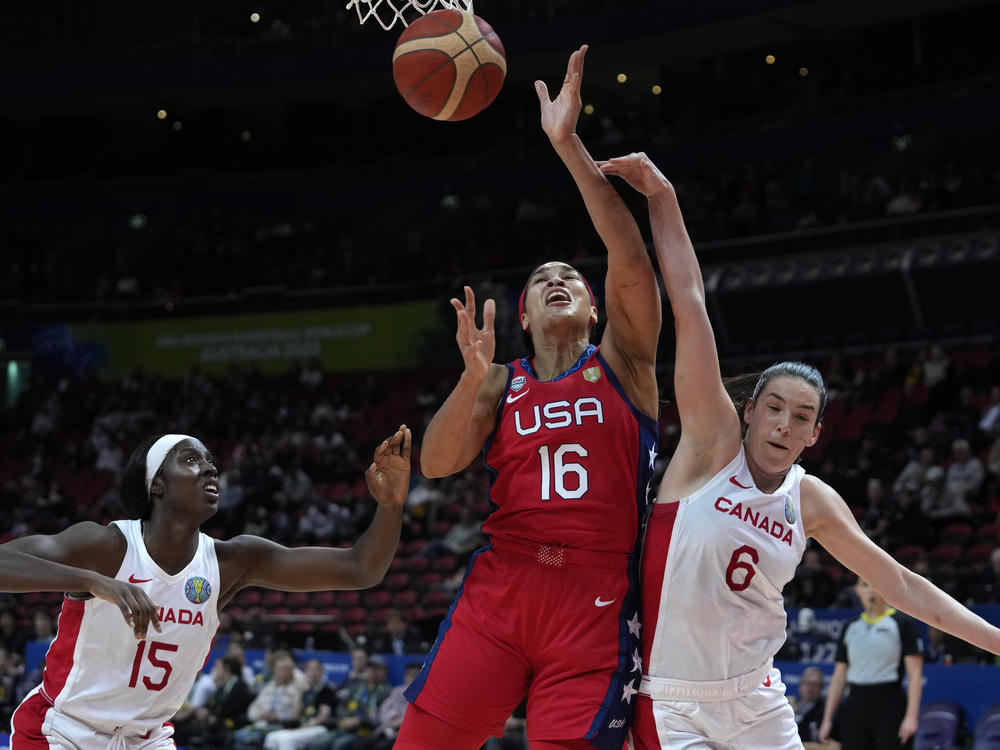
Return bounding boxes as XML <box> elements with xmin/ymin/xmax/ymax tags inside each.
<box><xmin>145</xmin><ymin>434</ymin><xmax>196</xmax><ymax>492</ymax></box>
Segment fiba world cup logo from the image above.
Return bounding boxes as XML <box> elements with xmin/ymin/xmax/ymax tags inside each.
<box><xmin>185</xmin><ymin>576</ymin><xmax>212</xmax><ymax>605</ymax></box>
<box><xmin>784</xmin><ymin>495</ymin><xmax>796</xmax><ymax>525</ymax></box>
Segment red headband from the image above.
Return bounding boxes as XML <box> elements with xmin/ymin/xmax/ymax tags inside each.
<box><xmin>518</xmin><ymin>276</ymin><xmax>597</xmax><ymax>334</ymax></box>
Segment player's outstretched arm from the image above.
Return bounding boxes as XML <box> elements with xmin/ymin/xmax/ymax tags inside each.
<box><xmin>805</xmin><ymin>476</ymin><xmax>1000</xmax><ymax>655</ymax></box>
<box><xmin>536</xmin><ymin>46</ymin><xmax>659</xmax><ymax>403</ymax></box>
<box><xmin>0</xmin><ymin>544</ymin><xmax>160</xmax><ymax>638</ymax></box>
<box><xmin>218</xmin><ymin>426</ymin><xmax>411</xmax><ymax>598</ymax></box>
<box><xmin>421</xmin><ymin>286</ymin><xmax>507</xmax><ymax>477</ymax></box>
<box><xmin>601</xmin><ymin>153</ymin><xmax>739</xmax><ymax>495</ymax></box>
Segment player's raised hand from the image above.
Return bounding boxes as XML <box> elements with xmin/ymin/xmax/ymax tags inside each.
<box><xmin>451</xmin><ymin>286</ymin><xmax>495</xmax><ymax>381</ymax></box>
<box><xmin>536</xmin><ymin>44</ymin><xmax>588</xmax><ymax>142</ymax></box>
<box><xmin>87</xmin><ymin>574</ymin><xmax>161</xmax><ymax>639</ymax></box>
<box><xmin>597</xmin><ymin>152</ymin><xmax>673</xmax><ymax>198</ymax></box>
<box><xmin>365</xmin><ymin>425</ymin><xmax>412</xmax><ymax>509</ymax></box>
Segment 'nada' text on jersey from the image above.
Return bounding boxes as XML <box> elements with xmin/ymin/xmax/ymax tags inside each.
<box><xmin>156</xmin><ymin>606</ymin><xmax>206</xmax><ymax>626</ymax></box>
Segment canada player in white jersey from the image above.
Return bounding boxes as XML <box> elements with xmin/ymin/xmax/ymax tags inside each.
<box><xmin>597</xmin><ymin>152</ymin><xmax>1000</xmax><ymax>750</ymax></box>
<box><xmin>4</xmin><ymin>425</ymin><xmax>411</xmax><ymax>750</ymax></box>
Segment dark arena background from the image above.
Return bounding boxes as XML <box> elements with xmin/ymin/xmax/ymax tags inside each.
<box><xmin>1</xmin><ymin>0</ymin><xmax>999</xmax><ymax>747</ymax></box>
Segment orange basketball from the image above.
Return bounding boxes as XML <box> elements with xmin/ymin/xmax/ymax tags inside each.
<box><xmin>392</xmin><ymin>10</ymin><xmax>506</xmax><ymax>122</ymax></box>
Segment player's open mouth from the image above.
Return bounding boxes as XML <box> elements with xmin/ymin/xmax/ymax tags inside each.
<box><xmin>203</xmin><ymin>482</ymin><xmax>220</xmax><ymax>495</ymax></box>
<box><xmin>545</xmin><ymin>290</ymin><xmax>571</xmax><ymax>305</ymax></box>
<box><xmin>767</xmin><ymin>441</ymin><xmax>788</xmax><ymax>450</ymax></box>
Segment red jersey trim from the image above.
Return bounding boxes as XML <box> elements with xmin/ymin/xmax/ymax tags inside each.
<box><xmin>42</xmin><ymin>596</ymin><xmax>86</xmax><ymax>701</ymax></box>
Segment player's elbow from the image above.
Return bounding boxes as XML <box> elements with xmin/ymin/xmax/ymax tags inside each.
<box><xmin>420</xmin><ymin>451</ymin><xmax>460</xmax><ymax>478</ymax></box>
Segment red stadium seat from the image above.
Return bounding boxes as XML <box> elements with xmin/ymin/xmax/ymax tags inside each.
<box><xmin>337</xmin><ymin>591</ymin><xmax>361</xmax><ymax>606</ymax></box>
<box><xmin>340</xmin><ymin>607</ymin><xmax>366</xmax><ymax>625</ymax></box>
<box><xmin>927</xmin><ymin>543</ymin><xmax>962</xmax><ymax>563</ymax></box>
<box><xmin>383</xmin><ymin>573</ymin><xmax>410</xmax><ymax>590</ymax></box>
<box><xmin>261</xmin><ymin>590</ymin><xmax>285</xmax><ymax>606</ymax></box>
<box><xmin>965</xmin><ymin>542</ymin><xmax>995</xmax><ymax>564</ymax></box>
<box><xmin>893</xmin><ymin>544</ymin><xmax>926</xmax><ymax>566</ymax></box>
<box><xmin>394</xmin><ymin>590</ymin><xmax>419</xmax><ymax>607</ymax></box>
<box><xmin>938</xmin><ymin>523</ymin><xmax>972</xmax><ymax>546</ymax></box>
<box><xmin>365</xmin><ymin>590</ymin><xmax>392</xmax><ymax>608</ymax></box>
<box><xmin>285</xmin><ymin>592</ymin><xmax>309</xmax><ymax>608</ymax></box>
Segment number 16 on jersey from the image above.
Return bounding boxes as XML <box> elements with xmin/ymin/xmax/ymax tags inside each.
<box><xmin>537</xmin><ymin>443</ymin><xmax>589</xmax><ymax>501</ymax></box>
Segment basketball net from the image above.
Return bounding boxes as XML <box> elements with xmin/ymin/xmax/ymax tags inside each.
<box><xmin>347</xmin><ymin>0</ymin><xmax>474</xmax><ymax>30</ymax></box>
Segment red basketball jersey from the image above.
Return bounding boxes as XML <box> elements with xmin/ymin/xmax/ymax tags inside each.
<box><xmin>482</xmin><ymin>345</ymin><xmax>658</xmax><ymax>554</ymax></box>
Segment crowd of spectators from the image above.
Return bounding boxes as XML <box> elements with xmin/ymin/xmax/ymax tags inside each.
<box><xmin>0</xmin><ymin>334</ymin><xmax>997</xmax><ymax>740</ymax></box>
<box><xmin>3</xmin><ymin>2</ymin><xmax>1000</xmax><ymax>315</ymax></box>
<box><xmin>3</xmin><ymin>115</ymin><xmax>998</xmax><ymax>312</ymax></box>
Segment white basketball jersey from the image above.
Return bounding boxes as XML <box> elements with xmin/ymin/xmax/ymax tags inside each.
<box><xmin>38</xmin><ymin>520</ymin><xmax>221</xmax><ymax>734</ymax></box>
<box><xmin>641</xmin><ymin>446</ymin><xmax>806</xmax><ymax>682</ymax></box>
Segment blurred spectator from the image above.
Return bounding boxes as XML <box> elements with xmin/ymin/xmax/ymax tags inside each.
<box><xmin>786</xmin><ymin>548</ymin><xmax>836</xmax><ymax>608</ymax></box>
<box><xmin>235</xmin><ymin>654</ymin><xmax>303</xmax><ymax>748</ymax></box>
<box><xmin>172</xmin><ymin>656</ymin><xmax>253</xmax><ymax>748</ymax></box>
<box><xmin>980</xmin><ymin>385</ymin><xmax>1000</xmax><ymax>438</ymax></box>
<box><xmin>0</xmin><ymin>645</ymin><xmax>23</xmax><ymax>729</ymax></box>
<box><xmin>336</xmin><ymin>648</ymin><xmax>369</xmax><ymax>703</ymax></box>
<box><xmin>944</xmin><ymin>438</ymin><xmax>985</xmax><ymax>505</ymax></box>
<box><xmin>893</xmin><ymin>447</ymin><xmax>939</xmax><ymax>494</ymax></box>
<box><xmin>789</xmin><ymin>667</ymin><xmax>836</xmax><ymax>748</ymax></box>
<box><xmin>860</xmin><ymin>478</ymin><xmax>892</xmax><ymax>542</ymax></box>
<box><xmin>30</xmin><ymin>609</ymin><xmax>56</xmax><ymax>646</ymax></box>
<box><xmin>964</xmin><ymin>548</ymin><xmax>1000</xmax><ymax>604</ymax></box>
<box><xmin>420</xmin><ymin>506</ymin><xmax>485</xmax><ymax>563</ymax></box>
<box><xmin>920</xmin><ymin>465</ymin><xmax>971</xmax><ymax>521</ymax></box>
<box><xmin>923</xmin><ymin>625</ymin><xmax>954</xmax><ymax>665</ymax></box>
<box><xmin>305</xmin><ymin>656</ymin><xmax>392</xmax><ymax>750</ymax></box>
<box><xmin>405</xmin><ymin>477</ymin><xmax>445</xmax><ymax>531</ymax></box>
<box><xmin>482</xmin><ymin>702</ymin><xmax>528</xmax><ymax>750</ymax></box>
<box><xmin>0</xmin><ymin>609</ymin><xmax>28</xmax><ymax>656</ymax></box>
<box><xmin>883</xmin><ymin>489</ymin><xmax>930</xmax><ymax>551</ymax></box>
<box><xmin>359</xmin><ymin>661</ymin><xmax>423</xmax><ymax>750</ymax></box>
<box><xmin>366</xmin><ymin>610</ymin><xmax>426</xmax><ymax>656</ymax></box>
<box><xmin>263</xmin><ymin>659</ymin><xmax>338</xmax><ymax>750</ymax></box>
<box><xmin>987</xmin><ymin>437</ymin><xmax>1000</xmax><ymax>480</ymax></box>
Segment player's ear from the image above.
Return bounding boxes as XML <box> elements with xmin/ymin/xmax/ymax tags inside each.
<box><xmin>149</xmin><ymin>475</ymin><xmax>165</xmax><ymax>500</ymax></box>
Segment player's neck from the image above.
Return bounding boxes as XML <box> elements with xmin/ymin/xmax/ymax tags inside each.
<box><xmin>530</xmin><ymin>337</ymin><xmax>590</xmax><ymax>381</ymax></box>
<box><xmin>142</xmin><ymin>517</ymin><xmax>201</xmax><ymax>575</ymax></box>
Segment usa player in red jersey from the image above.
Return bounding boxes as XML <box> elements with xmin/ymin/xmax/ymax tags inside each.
<box><xmin>395</xmin><ymin>46</ymin><xmax>661</xmax><ymax>750</ymax></box>
<box><xmin>597</xmin><ymin>152</ymin><xmax>1000</xmax><ymax>750</ymax></box>
<box><xmin>3</xmin><ymin>425</ymin><xmax>410</xmax><ymax>750</ymax></box>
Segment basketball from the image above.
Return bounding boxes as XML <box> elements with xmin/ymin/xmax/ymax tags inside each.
<box><xmin>392</xmin><ymin>9</ymin><xmax>506</xmax><ymax>122</ymax></box>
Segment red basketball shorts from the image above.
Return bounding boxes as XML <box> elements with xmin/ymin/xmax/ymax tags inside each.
<box><xmin>404</xmin><ymin>537</ymin><xmax>642</xmax><ymax>749</ymax></box>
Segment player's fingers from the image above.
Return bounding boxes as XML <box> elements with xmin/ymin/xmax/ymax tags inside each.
<box><xmin>575</xmin><ymin>44</ymin><xmax>588</xmax><ymax>78</ymax></box>
<box><xmin>118</xmin><ymin>600</ymin><xmax>136</xmax><ymax>629</ymax></box>
<box><xmin>398</xmin><ymin>426</ymin><xmax>410</xmax><ymax>457</ymax></box>
<box><xmin>464</xmin><ymin>285</ymin><xmax>476</xmax><ymax>309</ymax></box>
<box><xmin>122</xmin><ymin>592</ymin><xmax>149</xmax><ymax>638</ymax></box>
<box><xmin>483</xmin><ymin>298</ymin><xmax>496</xmax><ymax>331</ymax></box>
<box><xmin>534</xmin><ymin>80</ymin><xmax>549</xmax><ymax>103</ymax></box>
